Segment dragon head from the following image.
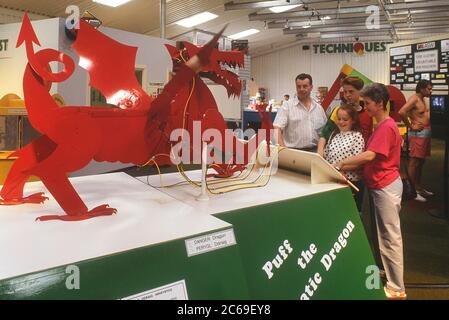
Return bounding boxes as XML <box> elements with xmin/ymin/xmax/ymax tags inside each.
<box><xmin>165</xmin><ymin>41</ymin><xmax>244</xmax><ymax>98</ymax></box>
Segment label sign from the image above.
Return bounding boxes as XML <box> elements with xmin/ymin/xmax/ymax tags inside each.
<box><xmin>403</xmin><ymin>83</ymin><xmax>417</xmax><ymax>90</ymax></box>
<box><xmin>440</xmin><ymin>39</ymin><xmax>449</xmax><ymax>52</ymax></box>
<box><xmin>313</xmin><ymin>42</ymin><xmax>391</xmax><ymax>55</ymax></box>
<box><xmin>122</xmin><ymin>280</ymin><xmax>188</xmax><ymax>300</ymax></box>
<box><xmin>390</xmin><ymin>45</ymin><xmax>411</xmax><ymax>56</ymax></box>
<box><xmin>432</xmin><ymin>85</ymin><xmax>449</xmax><ymax>91</ymax></box>
<box><xmin>185</xmin><ymin>228</ymin><xmax>236</xmax><ymax>257</ymax></box>
<box><xmin>415</xmin><ymin>50</ymin><xmax>438</xmax><ymax>72</ymax></box>
<box><xmin>0</xmin><ymin>36</ymin><xmax>11</xmax><ymax>58</ymax></box>
<box><xmin>417</xmin><ymin>42</ymin><xmax>436</xmax><ymax>50</ymax></box>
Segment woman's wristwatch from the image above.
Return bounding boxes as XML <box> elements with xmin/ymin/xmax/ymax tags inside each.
<box><xmin>335</xmin><ymin>162</ymin><xmax>344</xmax><ymax>171</ymax></box>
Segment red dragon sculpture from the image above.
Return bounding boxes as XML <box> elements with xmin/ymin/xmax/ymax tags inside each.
<box><xmin>0</xmin><ymin>14</ymin><xmax>273</xmax><ymax>221</ymax></box>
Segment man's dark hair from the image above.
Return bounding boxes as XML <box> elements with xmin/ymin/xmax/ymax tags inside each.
<box><xmin>295</xmin><ymin>73</ymin><xmax>313</xmax><ymax>85</ymax></box>
<box><xmin>415</xmin><ymin>79</ymin><xmax>432</xmax><ymax>93</ymax></box>
<box><xmin>342</xmin><ymin>76</ymin><xmax>364</xmax><ymax>91</ymax></box>
<box><xmin>361</xmin><ymin>83</ymin><xmax>390</xmax><ymax>110</ymax></box>
<box><xmin>284</xmin><ymin>94</ymin><xmax>290</xmax><ymax>98</ymax></box>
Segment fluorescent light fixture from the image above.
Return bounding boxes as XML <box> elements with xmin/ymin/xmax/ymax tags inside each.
<box><xmin>302</xmin><ymin>24</ymin><xmax>311</xmax><ymax>29</ymax></box>
<box><xmin>322</xmin><ymin>16</ymin><xmax>331</xmax><ymax>20</ymax></box>
<box><xmin>229</xmin><ymin>29</ymin><xmax>260</xmax><ymax>40</ymax></box>
<box><xmin>269</xmin><ymin>4</ymin><xmax>302</xmax><ymax>13</ymax></box>
<box><xmin>93</xmin><ymin>0</ymin><xmax>132</xmax><ymax>7</ymax></box>
<box><xmin>175</xmin><ymin>12</ymin><xmax>218</xmax><ymax>28</ymax></box>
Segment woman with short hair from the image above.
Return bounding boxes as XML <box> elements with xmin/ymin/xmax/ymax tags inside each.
<box><xmin>333</xmin><ymin>83</ymin><xmax>406</xmax><ymax>300</ymax></box>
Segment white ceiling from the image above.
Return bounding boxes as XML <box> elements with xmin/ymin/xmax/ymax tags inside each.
<box><xmin>1</xmin><ymin>0</ymin><xmax>449</xmax><ymax>56</ymax></box>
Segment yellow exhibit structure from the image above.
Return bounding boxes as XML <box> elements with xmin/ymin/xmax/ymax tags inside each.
<box><xmin>0</xmin><ymin>93</ymin><xmax>64</xmax><ymax>184</ymax></box>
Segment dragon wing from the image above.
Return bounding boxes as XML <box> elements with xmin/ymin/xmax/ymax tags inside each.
<box><xmin>72</xmin><ymin>20</ymin><xmax>150</xmax><ymax>108</ymax></box>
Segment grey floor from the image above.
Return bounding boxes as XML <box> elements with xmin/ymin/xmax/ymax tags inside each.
<box><xmin>361</xmin><ymin>138</ymin><xmax>449</xmax><ymax>300</ymax></box>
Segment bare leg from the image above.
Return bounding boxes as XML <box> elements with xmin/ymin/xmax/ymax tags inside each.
<box><xmin>407</xmin><ymin>157</ymin><xmax>419</xmax><ymax>191</ymax></box>
<box><xmin>415</xmin><ymin>158</ymin><xmax>425</xmax><ymax>191</ymax></box>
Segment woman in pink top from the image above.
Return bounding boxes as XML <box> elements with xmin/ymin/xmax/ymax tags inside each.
<box><xmin>334</xmin><ymin>83</ymin><xmax>406</xmax><ymax>300</ymax></box>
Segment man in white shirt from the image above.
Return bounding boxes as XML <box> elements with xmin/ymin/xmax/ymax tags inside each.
<box><xmin>273</xmin><ymin>74</ymin><xmax>327</xmax><ymax>152</ymax></box>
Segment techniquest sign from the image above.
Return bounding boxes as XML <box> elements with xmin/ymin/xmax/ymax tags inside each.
<box><xmin>313</xmin><ymin>42</ymin><xmax>392</xmax><ymax>55</ymax></box>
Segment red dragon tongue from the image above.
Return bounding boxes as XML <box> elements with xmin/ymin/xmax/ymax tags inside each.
<box><xmin>197</xmin><ymin>25</ymin><xmax>227</xmax><ymax>66</ymax></box>
<box><xmin>16</xmin><ymin>13</ymin><xmax>41</xmax><ymax>48</ymax></box>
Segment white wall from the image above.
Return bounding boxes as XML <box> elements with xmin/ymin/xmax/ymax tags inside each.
<box><xmin>56</xmin><ymin>19</ymin><xmax>174</xmax><ymax>106</ymax></box>
<box><xmin>0</xmin><ymin>18</ymin><xmax>174</xmax><ymax>104</ymax></box>
<box><xmin>0</xmin><ymin>18</ymin><xmax>175</xmax><ymax>177</ymax></box>
<box><xmin>0</xmin><ymin>18</ymin><xmax>60</xmax><ymax>99</ymax></box>
<box><xmin>252</xmin><ymin>44</ymin><xmax>389</xmax><ymax>102</ymax></box>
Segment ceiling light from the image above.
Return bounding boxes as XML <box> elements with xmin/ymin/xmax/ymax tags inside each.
<box><xmin>269</xmin><ymin>4</ymin><xmax>302</xmax><ymax>13</ymax></box>
<box><xmin>229</xmin><ymin>29</ymin><xmax>260</xmax><ymax>40</ymax></box>
<box><xmin>175</xmin><ymin>12</ymin><xmax>218</xmax><ymax>28</ymax></box>
<box><xmin>322</xmin><ymin>16</ymin><xmax>331</xmax><ymax>20</ymax></box>
<box><xmin>92</xmin><ymin>0</ymin><xmax>132</xmax><ymax>7</ymax></box>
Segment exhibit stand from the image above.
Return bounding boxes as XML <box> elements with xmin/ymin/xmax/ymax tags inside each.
<box><xmin>0</xmin><ymin>149</ymin><xmax>384</xmax><ymax>299</ymax></box>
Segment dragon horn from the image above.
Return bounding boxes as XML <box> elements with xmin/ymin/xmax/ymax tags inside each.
<box><xmin>197</xmin><ymin>24</ymin><xmax>227</xmax><ymax>66</ymax></box>
<box><xmin>164</xmin><ymin>44</ymin><xmax>180</xmax><ymax>58</ymax></box>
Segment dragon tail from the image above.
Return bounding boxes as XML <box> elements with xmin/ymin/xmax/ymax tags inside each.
<box><xmin>17</xmin><ymin>14</ymin><xmax>75</xmax><ymax>134</ymax></box>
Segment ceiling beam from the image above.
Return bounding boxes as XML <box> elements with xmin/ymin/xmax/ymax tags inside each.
<box><xmin>389</xmin><ymin>13</ymin><xmax>449</xmax><ymax>22</ymax></box>
<box><xmin>389</xmin><ymin>8</ymin><xmax>449</xmax><ymax>16</ymax></box>
<box><xmin>225</xmin><ymin>0</ymin><xmax>302</xmax><ymax>11</ymax></box>
<box><xmin>377</xmin><ymin>0</ymin><xmax>398</xmax><ymax>41</ymax></box>
<box><xmin>0</xmin><ymin>6</ymin><xmax>50</xmax><ymax>20</ymax></box>
<box><xmin>284</xmin><ymin>24</ymin><xmax>393</xmax><ymax>34</ymax></box>
<box><xmin>224</xmin><ymin>0</ymin><xmax>331</xmax><ymax>11</ymax></box>
<box><xmin>268</xmin><ymin>16</ymin><xmax>389</xmax><ymax>28</ymax></box>
<box><xmin>292</xmin><ymin>28</ymin><xmax>449</xmax><ymax>40</ymax></box>
<box><xmin>395</xmin><ymin>27</ymin><xmax>449</xmax><ymax>35</ymax></box>
<box><xmin>283</xmin><ymin>20</ymin><xmax>449</xmax><ymax>34</ymax></box>
<box><xmin>269</xmin><ymin>14</ymin><xmax>449</xmax><ymax>29</ymax></box>
<box><xmin>249</xmin><ymin>0</ymin><xmax>449</xmax><ymax>21</ymax></box>
<box><xmin>316</xmin><ymin>31</ymin><xmax>393</xmax><ymax>39</ymax></box>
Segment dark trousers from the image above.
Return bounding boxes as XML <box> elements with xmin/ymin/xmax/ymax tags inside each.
<box><xmin>353</xmin><ymin>180</ymin><xmax>365</xmax><ymax>213</ymax></box>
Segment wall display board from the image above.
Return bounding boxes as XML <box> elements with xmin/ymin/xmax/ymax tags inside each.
<box><xmin>390</xmin><ymin>38</ymin><xmax>449</xmax><ymax>91</ymax></box>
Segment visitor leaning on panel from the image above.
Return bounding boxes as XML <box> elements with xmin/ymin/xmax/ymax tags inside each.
<box><xmin>323</xmin><ymin>105</ymin><xmax>365</xmax><ymax>213</ymax></box>
<box><xmin>318</xmin><ymin>76</ymin><xmax>372</xmax><ymax>157</ymax></box>
<box><xmin>333</xmin><ymin>83</ymin><xmax>406</xmax><ymax>300</ymax></box>
<box><xmin>273</xmin><ymin>74</ymin><xmax>327</xmax><ymax>152</ymax></box>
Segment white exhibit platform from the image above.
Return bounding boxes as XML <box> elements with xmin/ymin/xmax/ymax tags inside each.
<box><xmin>138</xmin><ymin>168</ymin><xmax>346</xmax><ymax>216</ymax></box>
<box><xmin>0</xmin><ymin>148</ymin><xmax>350</xmax><ymax>282</ymax></box>
<box><xmin>0</xmin><ymin>172</ymin><xmax>230</xmax><ymax>281</ymax></box>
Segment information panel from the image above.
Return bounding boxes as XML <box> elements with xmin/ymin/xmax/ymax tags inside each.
<box><xmin>390</xmin><ymin>39</ymin><xmax>449</xmax><ymax>91</ymax></box>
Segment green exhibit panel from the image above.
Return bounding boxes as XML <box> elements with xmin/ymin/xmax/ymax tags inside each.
<box><xmin>217</xmin><ymin>189</ymin><xmax>385</xmax><ymax>300</ymax></box>
<box><xmin>0</xmin><ymin>173</ymin><xmax>249</xmax><ymax>299</ymax></box>
<box><xmin>142</xmin><ymin>149</ymin><xmax>385</xmax><ymax>300</ymax></box>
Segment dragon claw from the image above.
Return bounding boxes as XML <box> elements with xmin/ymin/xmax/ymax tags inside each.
<box><xmin>35</xmin><ymin>204</ymin><xmax>117</xmax><ymax>222</ymax></box>
<box><xmin>0</xmin><ymin>192</ymin><xmax>49</xmax><ymax>205</ymax></box>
